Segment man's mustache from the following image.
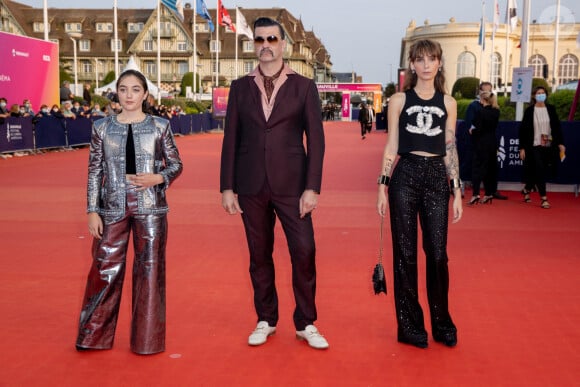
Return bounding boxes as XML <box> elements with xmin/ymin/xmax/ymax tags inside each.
<box><xmin>259</xmin><ymin>48</ymin><xmax>274</xmax><ymax>56</ymax></box>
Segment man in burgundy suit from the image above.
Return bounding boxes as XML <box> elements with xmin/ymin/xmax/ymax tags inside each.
<box><xmin>220</xmin><ymin>17</ymin><xmax>328</xmax><ymax>349</ymax></box>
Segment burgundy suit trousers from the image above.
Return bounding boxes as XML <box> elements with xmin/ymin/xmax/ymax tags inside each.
<box><xmin>238</xmin><ymin>181</ymin><xmax>317</xmax><ymax>331</ymax></box>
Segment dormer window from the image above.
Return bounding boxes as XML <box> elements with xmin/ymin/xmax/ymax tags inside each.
<box><xmin>65</xmin><ymin>22</ymin><xmax>82</xmax><ymax>32</ymax></box>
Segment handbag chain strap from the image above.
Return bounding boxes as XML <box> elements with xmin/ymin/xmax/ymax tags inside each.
<box><xmin>378</xmin><ymin>215</ymin><xmax>384</xmax><ymax>265</ymax></box>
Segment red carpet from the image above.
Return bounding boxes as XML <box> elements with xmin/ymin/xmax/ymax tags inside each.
<box><xmin>1</xmin><ymin>122</ymin><xmax>579</xmax><ymax>386</ymax></box>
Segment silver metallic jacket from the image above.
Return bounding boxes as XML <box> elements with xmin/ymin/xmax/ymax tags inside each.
<box><xmin>87</xmin><ymin>114</ymin><xmax>183</xmax><ymax>223</ymax></box>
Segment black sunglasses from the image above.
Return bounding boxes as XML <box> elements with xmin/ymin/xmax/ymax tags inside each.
<box><xmin>254</xmin><ymin>35</ymin><xmax>279</xmax><ymax>44</ymax></box>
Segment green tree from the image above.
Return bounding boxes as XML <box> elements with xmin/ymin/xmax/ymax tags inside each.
<box><xmin>102</xmin><ymin>71</ymin><xmax>116</xmax><ymax>86</ymax></box>
<box><xmin>532</xmin><ymin>77</ymin><xmax>550</xmax><ymax>91</ymax></box>
<box><xmin>59</xmin><ymin>62</ymin><xmax>73</xmax><ymax>85</ymax></box>
<box><xmin>384</xmin><ymin>82</ymin><xmax>396</xmax><ymax>99</ymax></box>
<box><xmin>179</xmin><ymin>72</ymin><xmax>201</xmax><ymax>97</ymax></box>
<box><xmin>452</xmin><ymin>77</ymin><xmax>480</xmax><ymax>100</ymax></box>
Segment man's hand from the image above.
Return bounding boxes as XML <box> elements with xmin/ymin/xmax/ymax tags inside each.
<box><xmin>299</xmin><ymin>189</ymin><xmax>319</xmax><ymax>218</ymax></box>
<box><xmin>222</xmin><ymin>189</ymin><xmax>243</xmax><ymax>215</ymax></box>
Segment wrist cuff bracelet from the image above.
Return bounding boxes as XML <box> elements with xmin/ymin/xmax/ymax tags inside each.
<box><xmin>377</xmin><ymin>175</ymin><xmax>390</xmax><ymax>185</ymax></box>
<box><xmin>450</xmin><ymin>178</ymin><xmax>462</xmax><ymax>190</ymax></box>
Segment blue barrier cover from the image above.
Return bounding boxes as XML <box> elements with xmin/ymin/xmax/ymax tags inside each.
<box><xmin>1</xmin><ymin>112</ymin><xmax>218</xmax><ymax>153</ymax></box>
<box><xmin>35</xmin><ymin>116</ymin><xmax>66</xmax><ymax>149</ymax></box>
<box><xmin>0</xmin><ymin>117</ymin><xmax>34</xmax><ymax>152</ymax></box>
<box><xmin>457</xmin><ymin>120</ymin><xmax>579</xmax><ymax>185</ymax></box>
<box><xmin>66</xmin><ymin>117</ymin><xmax>92</xmax><ymax>146</ymax></box>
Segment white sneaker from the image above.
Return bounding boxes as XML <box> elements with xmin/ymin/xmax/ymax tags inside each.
<box><xmin>296</xmin><ymin>325</ymin><xmax>329</xmax><ymax>349</ymax></box>
<box><xmin>248</xmin><ymin>321</ymin><xmax>276</xmax><ymax>346</ymax></box>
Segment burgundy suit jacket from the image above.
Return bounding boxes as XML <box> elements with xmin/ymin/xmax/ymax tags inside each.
<box><xmin>220</xmin><ymin>73</ymin><xmax>325</xmax><ymax>197</ymax></box>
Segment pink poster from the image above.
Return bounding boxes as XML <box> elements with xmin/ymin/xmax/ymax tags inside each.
<box><xmin>212</xmin><ymin>87</ymin><xmax>230</xmax><ymax>118</ymax></box>
<box><xmin>0</xmin><ymin>32</ymin><xmax>59</xmax><ymax>113</ymax></box>
<box><xmin>341</xmin><ymin>93</ymin><xmax>350</xmax><ymax>119</ymax></box>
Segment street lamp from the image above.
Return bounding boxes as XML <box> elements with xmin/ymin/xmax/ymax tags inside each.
<box><xmin>94</xmin><ymin>59</ymin><xmax>101</xmax><ymax>90</ymax></box>
<box><xmin>68</xmin><ymin>32</ymin><xmax>83</xmax><ymax>97</ymax></box>
<box><xmin>196</xmin><ymin>64</ymin><xmax>202</xmax><ymax>101</ymax></box>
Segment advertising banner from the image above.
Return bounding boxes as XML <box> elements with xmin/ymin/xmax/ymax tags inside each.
<box><xmin>212</xmin><ymin>87</ymin><xmax>230</xmax><ymax>118</ymax></box>
<box><xmin>0</xmin><ymin>32</ymin><xmax>59</xmax><ymax>113</ymax></box>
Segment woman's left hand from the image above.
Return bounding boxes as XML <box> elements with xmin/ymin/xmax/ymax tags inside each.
<box><xmin>128</xmin><ymin>173</ymin><xmax>164</xmax><ymax>191</ymax></box>
<box><xmin>452</xmin><ymin>193</ymin><xmax>463</xmax><ymax>223</ymax></box>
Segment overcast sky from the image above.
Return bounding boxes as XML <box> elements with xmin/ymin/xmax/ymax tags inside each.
<box><xmin>18</xmin><ymin>0</ymin><xmax>580</xmax><ymax>85</ymax></box>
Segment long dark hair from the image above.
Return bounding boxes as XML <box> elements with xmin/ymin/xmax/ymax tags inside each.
<box><xmin>116</xmin><ymin>69</ymin><xmax>149</xmax><ymax>112</ymax></box>
<box><xmin>403</xmin><ymin>39</ymin><xmax>447</xmax><ymax>94</ymax></box>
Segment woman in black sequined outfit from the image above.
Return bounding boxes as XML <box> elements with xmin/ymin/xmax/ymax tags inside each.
<box><xmin>376</xmin><ymin>40</ymin><xmax>462</xmax><ymax>348</ymax></box>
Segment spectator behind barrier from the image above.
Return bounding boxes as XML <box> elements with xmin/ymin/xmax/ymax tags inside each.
<box><xmin>61</xmin><ymin>101</ymin><xmax>76</xmax><ymax>119</ymax></box>
<box><xmin>51</xmin><ymin>104</ymin><xmax>64</xmax><ymax>119</ymax></box>
<box><xmin>10</xmin><ymin>104</ymin><xmax>21</xmax><ymax>117</ymax></box>
<box><xmin>33</xmin><ymin>104</ymin><xmax>50</xmax><ymax>124</ymax></box>
<box><xmin>0</xmin><ymin>97</ymin><xmax>9</xmax><ymax>119</ymax></box>
<box><xmin>23</xmin><ymin>99</ymin><xmax>34</xmax><ymax>116</ymax></box>
<box><xmin>91</xmin><ymin>103</ymin><xmax>106</xmax><ymax>118</ymax></box>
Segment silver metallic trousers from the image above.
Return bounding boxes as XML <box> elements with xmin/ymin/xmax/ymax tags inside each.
<box><xmin>76</xmin><ymin>186</ymin><xmax>168</xmax><ymax>354</ymax></box>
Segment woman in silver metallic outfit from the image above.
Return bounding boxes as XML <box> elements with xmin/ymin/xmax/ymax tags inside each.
<box><xmin>376</xmin><ymin>40</ymin><xmax>462</xmax><ymax>349</ymax></box>
<box><xmin>76</xmin><ymin>69</ymin><xmax>183</xmax><ymax>354</ymax></box>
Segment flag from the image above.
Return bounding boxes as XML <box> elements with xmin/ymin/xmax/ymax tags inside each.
<box><xmin>196</xmin><ymin>0</ymin><xmax>214</xmax><ymax>32</ymax></box>
<box><xmin>507</xmin><ymin>0</ymin><xmax>517</xmax><ymax>32</ymax></box>
<box><xmin>478</xmin><ymin>18</ymin><xmax>485</xmax><ymax>50</ymax></box>
<box><xmin>161</xmin><ymin>0</ymin><xmax>184</xmax><ymax>21</ymax></box>
<box><xmin>492</xmin><ymin>0</ymin><xmax>500</xmax><ymax>34</ymax></box>
<box><xmin>236</xmin><ymin>8</ymin><xmax>253</xmax><ymax>39</ymax></box>
<box><xmin>218</xmin><ymin>0</ymin><xmax>236</xmax><ymax>32</ymax></box>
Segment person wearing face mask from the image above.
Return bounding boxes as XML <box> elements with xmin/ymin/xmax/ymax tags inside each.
<box><xmin>33</xmin><ymin>104</ymin><xmax>50</xmax><ymax>124</ymax></box>
<box><xmin>518</xmin><ymin>86</ymin><xmax>566</xmax><ymax>209</ymax></box>
<box><xmin>0</xmin><ymin>98</ymin><xmax>9</xmax><ymax>120</ymax></box>
<box><xmin>18</xmin><ymin>105</ymin><xmax>29</xmax><ymax>117</ymax></box>
<box><xmin>50</xmin><ymin>104</ymin><xmax>64</xmax><ymax>119</ymax></box>
<box><xmin>71</xmin><ymin>102</ymin><xmax>83</xmax><ymax>117</ymax></box>
<box><xmin>91</xmin><ymin>103</ymin><xmax>106</xmax><ymax>117</ymax></box>
<box><xmin>23</xmin><ymin>99</ymin><xmax>34</xmax><ymax>116</ymax></box>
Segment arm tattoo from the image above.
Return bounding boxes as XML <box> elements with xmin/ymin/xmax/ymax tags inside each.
<box><xmin>382</xmin><ymin>156</ymin><xmax>394</xmax><ymax>176</ymax></box>
<box><xmin>445</xmin><ymin>139</ymin><xmax>460</xmax><ymax>179</ymax></box>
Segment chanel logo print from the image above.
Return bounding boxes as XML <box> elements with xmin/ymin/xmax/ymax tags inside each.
<box><xmin>405</xmin><ymin>105</ymin><xmax>445</xmax><ymax>136</ymax></box>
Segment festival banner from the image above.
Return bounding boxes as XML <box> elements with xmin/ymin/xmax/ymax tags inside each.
<box><xmin>0</xmin><ymin>32</ymin><xmax>59</xmax><ymax>115</ymax></box>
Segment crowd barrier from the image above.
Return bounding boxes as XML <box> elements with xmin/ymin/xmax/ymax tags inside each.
<box><xmin>0</xmin><ymin>113</ymin><xmax>220</xmax><ymax>153</ymax></box>
<box><xmin>2</xmin><ymin>115</ymin><xmax>578</xmax><ymax>189</ymax></box>
<box><xmin>456</xmin><ymin>120</ymin><xmax>580</xmax><ymax>187</ymax></box>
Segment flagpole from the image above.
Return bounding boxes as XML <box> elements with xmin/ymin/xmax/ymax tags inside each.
<box><xmin>516</xmin><ymin>0</ymin><xmax>531</xmax><ymax>121</ymax></box>
<box><xmin>193</xmin><ymin>0</ymin><xmax>198</xmax><ymax>100</ymax></box>
<box><xmin>114</xmin><ymin>0</ymin><xmax>119</xmax><ymax>77</ymax></box>
<box><xmin>504</xmin><ymin>0</ymin><xmax>510</xmax><ymax>95</ymax></box>
<box><xmin>490</xmin><ymin>0</ymin><xmax>497</xmax><ymax>84</ymax></box>
<box><xmin>235</xmin><ymin>7</ymin><xmax>239</xmax><ymax>79</ymax></box>
<box><xmin>43</xmin><ymin>0</ymin><xmax>48</xmax><ymax>41</ymax></box>
<box><xmin>551</xmin><ymin>0</ymin><xmax>560</xmax><ymax>92</ymax></box>
<box><xmin>157</xmin><ymin>0</ymin><xmax>162</xmax><ymax>104</ymax></box>
<box><xmin>215</xmin><ymin>0</ymin><xmax>219</xmax><ymax>86</ymax></box>
<box><xmin>479</xmin><ymin>1</ymin><xmax>485</xmax><ymax>81</ymax></box>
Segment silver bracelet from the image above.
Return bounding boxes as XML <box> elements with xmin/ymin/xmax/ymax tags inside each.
<box><xmin>450</xmin><ymin>178</ymin><xmax>462</xmax><ymax>190</ymax></box>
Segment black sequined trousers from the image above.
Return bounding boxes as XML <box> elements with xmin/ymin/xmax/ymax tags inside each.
<box><xmin>388</xmin><ymin>153</ymin><xmax>456</xmax><ymax>342</ymax></box>
<box><xmin>76</xmin><ymin>186</ymin><xmax>168</xmax><ymax>354</ymax></box>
